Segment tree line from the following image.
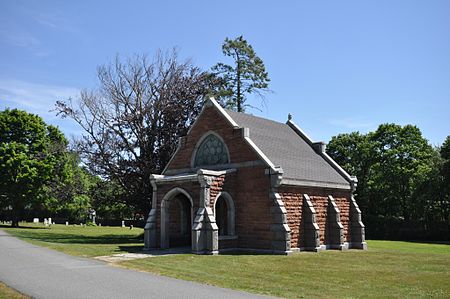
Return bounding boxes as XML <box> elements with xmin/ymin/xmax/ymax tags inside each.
<box><xmin>327</xmin><ymin>126</ymin><xmax>450</xmax><ymax>239</ymax></box>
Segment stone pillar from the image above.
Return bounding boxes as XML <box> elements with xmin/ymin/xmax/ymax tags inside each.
<box><xmin>268</xmin><ymin>167</ymin><xmax>292</xmax><ymax>254</ymax></box>
<box><xmin>192</xmin><ymin>172</ymin><xmax>218</xmax><ymax>254</ymax></box>
<box><xmin>326</xmin><ymin>195</ymin><xmax>347</xmax><ymax>250</ymax></box>
<box><xmin>349</xmin><ymin>196</ymin><xmax>367</xmax><ymax>250</ymax></box>
<box><xmin>144</xmin><ymin>209</ymin><xmax>157</xmax><ymax>250</ymax></box>
<box><xmin>144</xmin><ymin>176</ymin><xmax>159</xmax><ymax>250</ymax></box>
<box><xmin>302</xmin><ymin>194</ymin><xmax>322</xmax><ymax>251</ymax></box>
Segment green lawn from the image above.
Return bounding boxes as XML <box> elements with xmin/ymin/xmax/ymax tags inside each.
<box><xmin>1</xmin><ymin>223</ymin><xmax>144</xmax><ymax>257</ymax></box>
<box><xmin>2</xmin><ymin>223</ymin><xmax>449</xmax><ymax>298</ymax></box>
<box><xmin>119</xmin><ymin>241</ymin><xmax>450</xmax><ymax>298</ymax></box>
<box><xmin>0</xmin><ymin>282</ymin><xmax>28</xmax><ymax>299</ymax></box>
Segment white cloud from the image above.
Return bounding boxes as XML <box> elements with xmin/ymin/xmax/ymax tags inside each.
<box><xmin>0</xmin><ymin>79</ymin><xmax>78</xmax><ymax>115</ymax></box>
<box><xmin>0</xmin><ymin>29</ymin><xmax>40</xmax><ymax>49</ymax></box>
<box><xmin>0</xmin><ymin>79</ymin><xmax>81</xmax><ymax>136</ymax></box>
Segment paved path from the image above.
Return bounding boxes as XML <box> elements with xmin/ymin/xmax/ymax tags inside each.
<box><xmin>0</xmin><ymin>230</ymin><xmax>271</xmax><ymax>299</ymax></box>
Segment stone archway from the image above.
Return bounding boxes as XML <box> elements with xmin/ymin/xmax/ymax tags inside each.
<box><xmin>160</xmin><ymin>188</ymin><xmax>193</xmax><ymax>249</ymax></box>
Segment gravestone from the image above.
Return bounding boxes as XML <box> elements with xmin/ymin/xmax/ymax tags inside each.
<box><xmin>33</xmin><ymin>218</ymin><xmax>39</xmax><ymax>223</ymax></box>
<box><xmin>88</xmin><ymin>208</ymin><xmax>96</xmax><ymax>225</ymax></box>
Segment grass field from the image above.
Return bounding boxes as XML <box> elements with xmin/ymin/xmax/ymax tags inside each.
<box><xmin>2</xmin><ymin>223</ymin><xmax>449</xmax><ymax>298</ymax></box>
<box><xmin>0</xmin><ymin>282</ymin><xmax>28</xmax><ymax>299</ymax></box>
<box><xmin>0</xmin><ymin>223</ymin><xmax>144</xmax><ymax>257</ymax></box>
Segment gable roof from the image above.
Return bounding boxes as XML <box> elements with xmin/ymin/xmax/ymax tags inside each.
<box><xmin>224</xmin><ymin>107</ymin><xmax>353</xmax><ymax>189</ymax></box>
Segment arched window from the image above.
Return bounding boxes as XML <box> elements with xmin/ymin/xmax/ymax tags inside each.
<box><xmin>214</xmin><ymin>192</ymin><xmax>235</xmax><ymax>237</ymax></box>
<box><xmin>194</xmin><ymin>134</ymin><xmax>229</xmax><ymax>167</ymax></box>
<box><xmin>215</xmin><ymin>197</ymin><xmax>228</xmax><ymax>236</ymax></box>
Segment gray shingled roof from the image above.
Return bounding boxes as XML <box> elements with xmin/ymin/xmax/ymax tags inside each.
<box><xmin>225</xmin><ymin>110</ymin><xmax>349</xmax><ymax>186</ymax></box>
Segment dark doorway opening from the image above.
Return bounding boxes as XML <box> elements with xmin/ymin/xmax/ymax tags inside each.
<box><xmin>216</xmin><ymin>196</ymin><xmax>228</xmax><ymax>236</ymax></box>
<box><xmin>168</xmin><ymin>194</ymin><xmax>192</xmax><ymax>247</ymax></box>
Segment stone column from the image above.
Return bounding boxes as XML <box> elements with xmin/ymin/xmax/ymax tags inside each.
<box><xmin>144</xmin><ymin>175</ymin><xmax>159</xmax><ymax>250</ymax></box>
<box><xmin>191</xmin><ymin>171</ymin><xmax>218</xmax><ymax>255</ymax></box>
<box><xmin>326</xmin><ymin>195</ymin><xmax>347</xmax><ymax>250</ymax></box>
<box><xmin>302</xmin><ymin>194</ymin><xmax>322</xmax><ymax>251</ymax></box>
<box><xmin>268</xmin><ymin>167</ymin><xmax>292</xmax><ymax>254</ymax></box>
<box><xmin>349</xmin><ymin>196</ymin><xmax>367</xmax><ymax>250</ymax></box>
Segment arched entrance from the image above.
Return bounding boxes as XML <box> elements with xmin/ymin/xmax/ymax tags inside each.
<box><xmin>160</xmin><ymin>188</ymin><xmax>193</xmax><ymax>249</ymax></box>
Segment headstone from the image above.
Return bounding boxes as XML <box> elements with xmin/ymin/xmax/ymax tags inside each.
<box><xmin>44</xmin><ymin>218</ymin><xmax>48</xmax><ymax>227</ymax></box>
<box><xmin>98</xmin><ymin>223</ymin><xmax>101</xmax><ymax>226</ymax></box>
<box><xmin>88</xmin><ymin>208</ymin><xmax>96</xmax><ymax>225</ymax></box>
<box><xmin>65</xmin><ymin>221</ymin><xmax>69</xmax><ymax>226</ymax></box>
<box><xmin>48</xmin><ymin>218</ymin><xmax>52</xmax><ymax>224</ymax></box>
<box><xmin>121</xmin><ymin>220</ymin><xmax>125</xmax><ymax>227</ymax></box>
<box><xmin>33</xmin><ymin>218</ymin><xmax>39</xmax><ymax>223</ymax></box>
<box><xmin>80</xmin><ymin>223</ymin><xmax>83</xmax><ymax>226</ymax></box>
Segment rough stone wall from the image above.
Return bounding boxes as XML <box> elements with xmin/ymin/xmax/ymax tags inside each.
<box><xmin>278</xmin><ymin>189</ymin><xmax>303</xmax><ymax>249</ymax></box>
<box><xmin>334</xmin><ymin>197</ymin><xmax>350</xmax><ymax>243</ymax></box>
<box><xmin>209</xmin><ymin>169</ymin><xmax>273</xmax><ymax>250</ymax></box>
<box><xmin>310</xmin><ymin>195</ymin><xmax>328</xmax><ymax>245</ymax></box>
<box><xmin>209</xmin><ymin>175</ymin><xmax>226</xmax><ymax>206</ymax></box>
<box><xmin>234</xmin><ymin>166</ymin><xmax>272</xmax><ymax>250</ymax></box>
<box><xmin>165</xmin><ymin>106</ymin><xmax>260</xmax><ymax>172</ymax></box>
<box><xmin>279</xmin><ymin>186</ymin><xmax>352</xmax><ymax>249</ymax></box>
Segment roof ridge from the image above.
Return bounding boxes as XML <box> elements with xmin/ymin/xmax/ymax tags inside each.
<box><xmin>225</xmin><ymin>108</ymin><xmax>288</xmax><ymax>127</ymax></box>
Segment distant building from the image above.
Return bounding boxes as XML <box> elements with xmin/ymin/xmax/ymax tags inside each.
<box><xmin>144</xmin><ymin>98</ymin><xmax>367</xmax><ymax>254</ymax></box>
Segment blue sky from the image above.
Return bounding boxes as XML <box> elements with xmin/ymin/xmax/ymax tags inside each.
<box><xmin>1</xmin><ymin>0</ymin><xmax>449</xmax><ymax>145</ymax></box>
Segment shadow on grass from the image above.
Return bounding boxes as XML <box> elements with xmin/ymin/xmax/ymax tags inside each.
<box><xmin>118</xmin><ymin>245</ymin><xmax>146</xmax><ymax>253</ymax></box>
<box><xmin>0</xmin><ymin>224</ymin><xmax>49</xmax><ymax>230</ymax></box>
<box><xmin>404</xmin><ymin>240</ymin><xmax>450</xmax><ymax>245</ymax></box>
<box><xmin>370</xmin><ymin>239</ymin><xmax>450</xmax><ymax>246</ymax></box>
<box><xmin>2</xmin><ymin>230</ymin><xmax>144</xmax><ymax>245</ymax></box>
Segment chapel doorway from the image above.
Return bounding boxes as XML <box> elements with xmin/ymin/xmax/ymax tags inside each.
<box><xmin>161</xmin><ymin>190</ymin><xmax>193</xmax><ymax>249</ymax></box>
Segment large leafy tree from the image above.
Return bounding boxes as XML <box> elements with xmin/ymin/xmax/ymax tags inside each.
<box><xmin>438</xmin><ymin>136</ymin><xmax>450</xmax><ymax>222</ymax></box>
<box><xmin>212</xmin><ymin>35</ymin><xmax>270</xmax><ymax>112</ymax></box>
<box><xmin>44</xmin><ymin>151</ymin><xmax>99</xmax><ymax>222</ymax></box>
<box><xmin>326</xmin><ymin>132</ymin><xmax>374</xmax><ymax>213</ymax></box>
<box><xmin>56</xmin><ymin>50</ymin><xmax>218</xmax><ymax>215</ymax></box>
<box><xmin>0</xmin><ymin>109</ymin><xmax>67</xmax><ymax>226</ymax></box>
<box><xmin>369</xmin><ymin>124</ymin><xmax>434</xmax><ymax>221</ymax></box>
<box><xmin>327</xmin><ymin>123</ymin><xmax>436</xmax><ymax>237</ymax></box>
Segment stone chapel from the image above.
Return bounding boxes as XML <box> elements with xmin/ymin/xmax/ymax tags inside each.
<box><xmin>144</xmin><ymin>97</ymin><xmax>367</xmax><ymax>254</ymax></box>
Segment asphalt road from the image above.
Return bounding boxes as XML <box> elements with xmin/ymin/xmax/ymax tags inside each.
<box><xmin>0</xmin><ymin>229</ymin><xmax>272</xmax><ymax>299</ymax></box>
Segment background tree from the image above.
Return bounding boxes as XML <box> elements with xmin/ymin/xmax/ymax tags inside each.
<box><xmin>0</xmin><ymin>109</ymin><xmax>67</xmax><ymax>226</ymax></box>
<box><xmin>369</xmin><ymin>124</ymin><xmax>434</xmax><ymax>222</ymax></box>
<box><xmin>438</xmin><ymin>136</ymin><xmax>450</xmax><ymax>222</ymax></box>
<box><xmin>327</xmin><ymin>123</ymin><xmax>442</xmax><ymax>239</ymax></box>
<box><xmin>326</xmin><ymin>132</ymin><xmax>374</xmax><ymax>213</ymax></box>
<box><xmin>212</xmin><ymin>35</ymin><xmax>270</xmax><ymax>112</ymax></box>
<box><xmin>56</xmin><ymin>50</ymin><xmax>217</xmax><ymax>216</ymax></box>
<box><xmin>43</xmin><ymin>152</ymin><xmax>99</xmax><ymax>223</ymax></box>
<box><xmin>90</xmin><ymin>179</ymin><xmax>132</xmax><ymax>222</ymax></box>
